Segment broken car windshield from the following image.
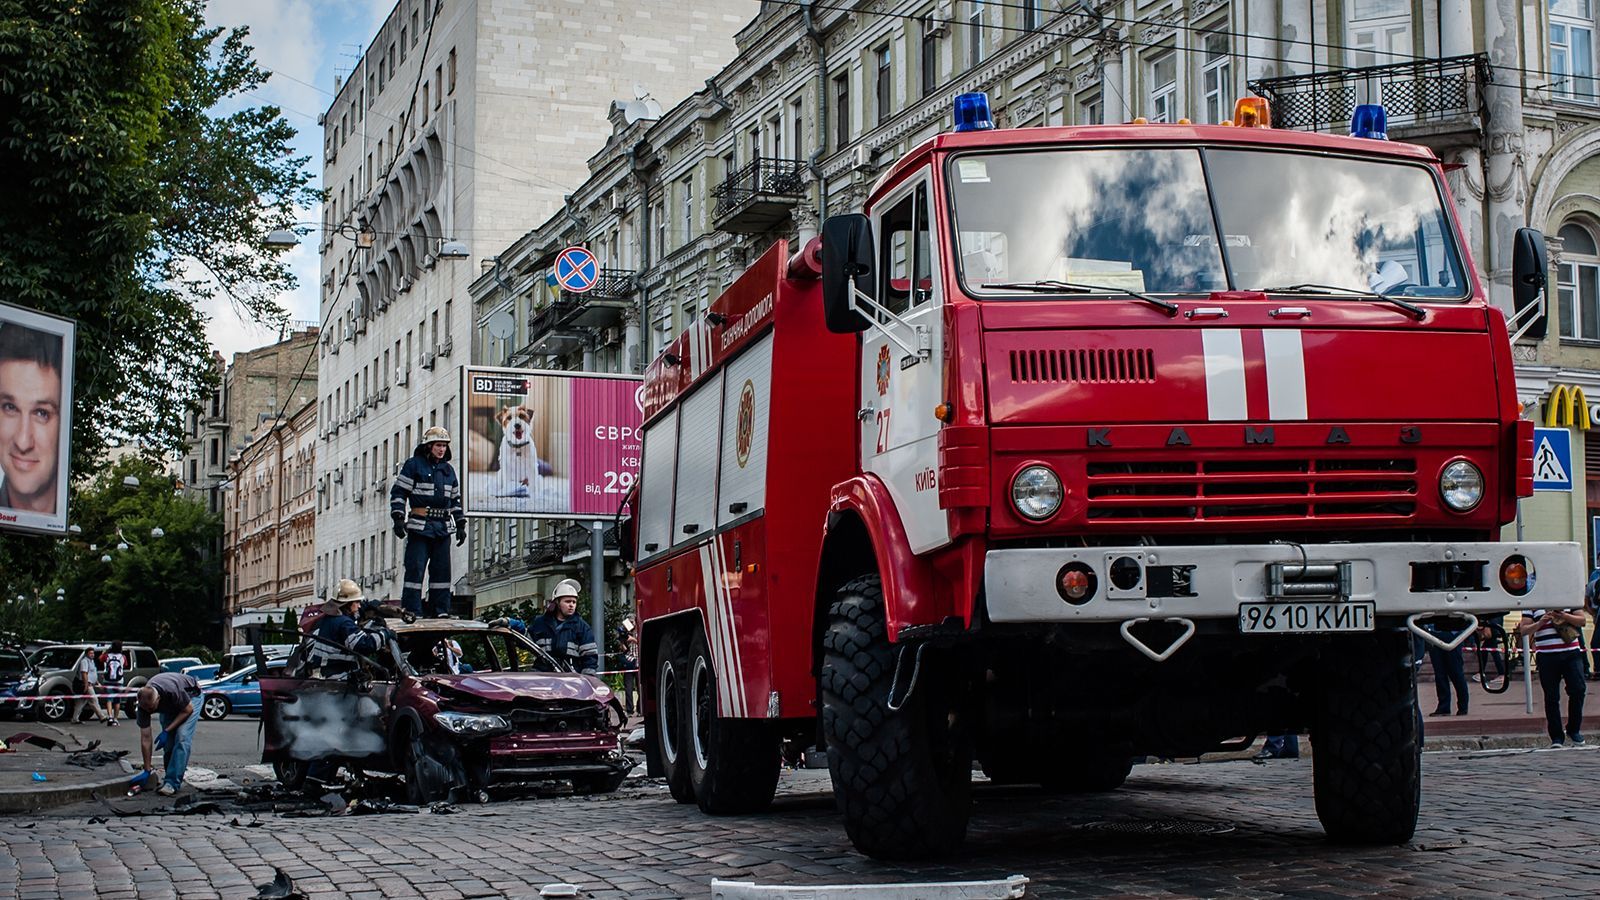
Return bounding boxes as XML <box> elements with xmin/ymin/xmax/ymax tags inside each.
<box><xmin>948</xmin><ymin>147</ymin><xmax>1466</xmax><ymax>300</ymax></box>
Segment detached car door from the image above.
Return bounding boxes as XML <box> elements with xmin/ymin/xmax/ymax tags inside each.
<box><xmin>259</xmin><ymin>637</ymin><xmax>397</xmax><ymax>767</ymax></box>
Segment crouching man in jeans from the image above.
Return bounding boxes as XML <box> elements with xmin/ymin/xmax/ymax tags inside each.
<box><xmin>1519</xmin><ymin>608</ymin><xmax>1588</xmax><ymax>747</ymax></box>
<box><xmin>137</xmin><ymin>671</ymin><xmax>202</xmax><ymax>796</ymax></box>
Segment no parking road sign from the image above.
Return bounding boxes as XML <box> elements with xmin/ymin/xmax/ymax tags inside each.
<box><xmin>554</xmin><ymin>246</ymin><xmax>599</xmax><ymax>293</ymax></box>
<box><xmin>1533</xmin><ymin>426</ymin><xmax>1574</xmax><ymax>492</ymax></box>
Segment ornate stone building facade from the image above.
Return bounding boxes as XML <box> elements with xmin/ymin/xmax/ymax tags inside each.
<box><xmin>466</xmin><ymin>0</ymin><xmax>1600</xmax><ymax>594</ymax></box>
<box><xmin>224</xmin><ymin>401</ymin><xmax>317</xmax><ymax>644</ymax></box>
<box><xmin>314</xmin><ymin>0</ymin><xmax>748</xmax><ymax>604</ymax></box>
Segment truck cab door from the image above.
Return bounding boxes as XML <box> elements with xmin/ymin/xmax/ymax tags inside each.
<box><xmin>861</xmin><ymin>176</ymin><xmax>950</xmax><ymax>554</ymax></box>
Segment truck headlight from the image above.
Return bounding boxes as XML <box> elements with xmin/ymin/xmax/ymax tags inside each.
<box><xmin>433</xmin><ymin>711</ymin><xmax>512</xmax><ymax>735</ymax></box>
<box><xmin>1439</xmin><ymin>460</ymin><xmax>1483</xmax><ymax>512</ymax></box>
<box><xmin>1011</xmin><ymin>465</ymin><xmax>1063</xmax><ymax>520</ymax></box>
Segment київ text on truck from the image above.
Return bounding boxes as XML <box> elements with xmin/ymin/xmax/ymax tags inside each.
<box><xmin>629</xmin><ymin>94</ymin><xmax>1583</xmax><ymax>860</ymax></box>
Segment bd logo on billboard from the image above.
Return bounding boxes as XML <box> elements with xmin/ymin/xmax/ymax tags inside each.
<box><xmin>736</xmin><ymin>379</ymin><xmax>756</xmax><ymax>468</ymax></box>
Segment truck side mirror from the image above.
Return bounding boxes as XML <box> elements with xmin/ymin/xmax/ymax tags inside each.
<box><xmin>1512</xmin><ymin>227</ymin><xmax>1548</xmax><ymax>340</ymax></box>
<box><xmin>821</xmin><ymin>214</ymin><xmax>875</xmax><ymax>333</ymax></box>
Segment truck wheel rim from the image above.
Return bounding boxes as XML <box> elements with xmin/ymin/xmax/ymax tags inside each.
<box><xmin>658</xmin><ymin>658</ymin><xmax>681</xmax><ymax>764</ymax></box>
<box><xmin>690</xmin><ymin>654</ymin><xmax>712</xmax><ymax>770</ymax></box>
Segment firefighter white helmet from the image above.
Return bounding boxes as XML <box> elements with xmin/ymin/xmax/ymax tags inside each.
<box><xmin>421</xmin><ymin>425</ymin><xmax>451</xmax><ymax>444</ymax></box>
<box><xmin>551</xmin><ymin>578</ymin><xmax>582</xmax><ymax>601</ymax></box>
<box><xmin>320</xmin><ymin>578</ymin><xmax>364</xmax><ymax>615</ymax></box>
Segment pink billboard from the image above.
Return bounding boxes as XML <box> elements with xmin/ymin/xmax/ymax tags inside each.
<box><xmin>460</xmin><ymin>366</ymin><xmax>642</xmax><ymax>519</ymax></box>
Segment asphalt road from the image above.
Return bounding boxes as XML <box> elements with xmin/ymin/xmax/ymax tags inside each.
<box><xmin>2</xmin><ymin>745</ymin><xmax>1597</xmax><ymax>899</ymax></box>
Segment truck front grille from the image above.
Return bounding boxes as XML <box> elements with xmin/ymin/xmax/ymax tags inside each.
<box><xmin>1085</xmin><ymin>457</ymin><xmax>1417</xmax><ymax>522</ymax></box>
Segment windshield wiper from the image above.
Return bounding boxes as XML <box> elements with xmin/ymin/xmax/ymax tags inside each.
<box><xmin>981</xmin><ymin>280</ymin><xmax>1179</xmax><ymax>316</ymax></box>
<box><xmin>1259</xmin><ymin>283</ymin><xmax>1427</xmax><ymax>321</ymax></box>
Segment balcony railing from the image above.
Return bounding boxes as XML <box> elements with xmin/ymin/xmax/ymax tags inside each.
<box><xmin>1249</xmin><ymin>54</ymin><xmax>1489</xmax><ymax>135</ymax></box>
<box><xmin>712</xmin><ymin>158</ymin><xmax>806</xmax><ymax>234</ymax></box>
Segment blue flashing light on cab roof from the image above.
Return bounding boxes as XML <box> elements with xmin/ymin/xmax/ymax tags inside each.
<box><xmin>953</xmin><ymin>92</ymin><xmax>994</xmax><ymax>132</ymax></box>
<box><xmin>1350</xmin><ymin>104</ymin><xmax>1389</xmax><ymax>140</ymax></box>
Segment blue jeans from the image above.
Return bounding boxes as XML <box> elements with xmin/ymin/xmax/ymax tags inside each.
<box><xmin>1262</xmin><ymin>734</ymin><xmax>1299</xmax><ymax>758</ymax></box>
<box><xmin>160</xmin><ymin>708</ymin><xmax>201</xmax><ymax>790</ymax></box>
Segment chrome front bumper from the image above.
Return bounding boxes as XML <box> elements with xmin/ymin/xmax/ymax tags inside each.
<box><xmin>984</xmin><ymin>540</ymin><xmax>1584</xmax><ymax>624</ymax></box>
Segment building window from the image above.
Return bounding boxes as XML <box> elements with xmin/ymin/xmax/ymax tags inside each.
<box><xmin>1079</xmin><ymin>93</ymin><xmax>1103</xmax><ymax>125</ymax></box>
<box><xmin>1021</xmin><ymin>0</ymin><xmax>1040</xmax><ymax>31</ymax></box>
<box><xmin>1553</xmin><ymin>0</ymin><xmax>1598</xmax><ymax>102</ymax></box>
<box><xmin>1148</xmin><ymin>52</ymin><xmax>1177</xmax><ymax>123</ymax></box>
<box><xmin>792</xmin><ymin>98</ymin><xmax>804</xmax><ymax>155</ymax></box>
<box><xmin>770</xmin><ymin>114</ymin><xmax>784</xmax><ymax>160</ymax></box>
<box><xmin>876</xmin><ymin>43</ymin><xmax>893</xmax><ymax>125</ymax></box>
<box><xmin>680</xmin><ymin>176</ymin><xmax>694</xmax><ymax>246</ymax></box>
<box><xmin>1559</xmin><ymin>222</ymin><xmax>1600</xmax><ymax>340</ymax></box>
<box><xmin>653</xmin><ymin>200</ymin><xmax>666</xmax><ymax>259</ymax></box>
<box><xmin>834</xmin><ymin>71</ymin><xmax>851</xmax><ymax>149</ymax></box>
<box><xmin>1346</xmin><ymin>0</ymin><xmax>1412</xmax><ymax>69</ymax></box>
<box><xmin>921</xmin><ymin>18</ymin><xmax>939</xmax><ymax>97</ymax></box>
<box><xmin>1200</xmin><ymin>31</ymin><xmax>1231</xmax><ymax>124</ymax></box>
<box><xmin>447</xmin><ymin>48</ymin><xmax>457</xmax><ymax>94</ymax></box>
<box><xmin>968</xmin><ymin>0</ymin><xmax>985</xmax><ymax>68</ymax></box>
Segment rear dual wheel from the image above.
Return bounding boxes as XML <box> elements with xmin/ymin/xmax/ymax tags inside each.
<box><xmin>654</xmin><ymin>630</ymin><xmax>694</xmax><ymax>803</ymax></box>
<box><xmin>684</xmin><ymin>630</ymin><xmax>780</xmax><ymax>814</ymax></box>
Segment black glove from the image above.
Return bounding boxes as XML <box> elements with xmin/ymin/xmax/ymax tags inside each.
<box><xmin>393</xmin><ymin>521</ymin><xmax>407</xmax><ymax>539</ymax></box>
<box><xmin>455</xmin><ymin>529</ymin><xmax>466</xmax><ymax>547</ymax></box>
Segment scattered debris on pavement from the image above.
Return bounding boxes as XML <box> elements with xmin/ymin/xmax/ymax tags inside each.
<box><xmin>66</xmin><ymin>748</ymin><xmax>127</xmax><ymax>768</ymax></box>
<box><xmin>253</xmin><ymin>867</ymin><xmax>304</xmax><ymax>900</ymax></box>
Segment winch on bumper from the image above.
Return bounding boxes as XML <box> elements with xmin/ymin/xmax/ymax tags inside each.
<box><xmin>984</xmin><ymin>541</ymin><xmax>1584</xmax><ymax>661</ymax></box>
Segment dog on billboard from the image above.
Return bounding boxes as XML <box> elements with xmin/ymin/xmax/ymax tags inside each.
<box><xmin>492</xmin><ymin>404</ymin><xmax>539</xmax><ymax>498</ymax></box>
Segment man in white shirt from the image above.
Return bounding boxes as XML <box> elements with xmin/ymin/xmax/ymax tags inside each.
<box><xmin>72</xmin><ymin>650</ymin><xmax>106</xmax><ymax>723</ymax></box>
<box><xmin>1519</xmin><ymin>608</ymin><xmax>1588</xmax><ymax>747</ymax></box>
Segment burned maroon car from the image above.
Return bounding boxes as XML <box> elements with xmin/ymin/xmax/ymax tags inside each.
<box><xmin>258</xmin><ymin>619</ymin><xmax>631</xmax><ymax>801</ymax></box>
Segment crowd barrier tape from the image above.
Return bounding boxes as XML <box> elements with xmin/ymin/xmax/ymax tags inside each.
<box><xmin>0</xmin><ymin>689</ymin><xmax>138</xmax><ymax>703</ymax></box>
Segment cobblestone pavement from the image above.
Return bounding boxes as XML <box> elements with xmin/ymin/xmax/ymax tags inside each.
<box><xmin>1</xmin><ymin>748</ymin><xmax>1597</xmax><ymax>899</ymax></box>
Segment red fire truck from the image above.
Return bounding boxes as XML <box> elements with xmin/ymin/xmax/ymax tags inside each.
<box><xmin>631</xmin><ymin>94</ymin><xmax>1582</xmax><ymax>859</ymax></box>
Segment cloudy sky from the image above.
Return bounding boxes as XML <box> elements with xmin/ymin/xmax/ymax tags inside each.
<box><xmin>202</xmin><ymin>1</ymin><xmax>391</xmax><ymax>362</ymax></box>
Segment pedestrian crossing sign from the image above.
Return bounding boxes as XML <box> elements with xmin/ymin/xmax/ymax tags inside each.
<box><xmin>1532</xmin><ymin>426</ymin><xmax>1573</xmax><ymax>492</ymax></box>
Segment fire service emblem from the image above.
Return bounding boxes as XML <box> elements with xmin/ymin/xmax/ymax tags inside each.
<box><xmin>736</xmin><ymin>379</ymin><xmax>756</xmax><ymax>468</ymax></box>
<box><xmin>876</xmin><ymin>344</ymin><xmax>891</xmax><ymax>396</ymax></box>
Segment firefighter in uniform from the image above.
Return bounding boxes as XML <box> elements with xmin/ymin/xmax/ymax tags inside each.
<box><xmin>493</xmin><ymin>580</ymin><xmax>600</xmax><ymax>674</ymax></box>
<box><xmin>390</xmin><ymin>426</ymin><xmax>466</xmax><ymax>617</ymax></box>
<box><xmin>311</xmin><ymin>579</ymin><xmax>391</xmax><ymax>674</ymax></box>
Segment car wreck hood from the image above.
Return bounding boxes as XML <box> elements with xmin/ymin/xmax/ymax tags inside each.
<box><xmin>424</xmin><ymin>671</ymin><xmax>609</xmax><ymax>704</ymax></box>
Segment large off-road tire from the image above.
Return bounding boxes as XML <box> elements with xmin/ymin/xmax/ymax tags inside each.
<box><xmin>1311</xmin><ymin>632</ymin><xmax>1421</xmax><ymax>844</ymax></box>
<box><xmin>684</xmin><ymin>629</ymin><xmax>780</xmax><ymax>814</ymax></box>
<box><xmin>654</xmin><ymin>629</ymin><xmax>694</xmax><ymax>804</ymax></box>
<box><xmin>821</xmin><ymin>575</ymin><xmax>972</xmax><ymax>860</ymax></box>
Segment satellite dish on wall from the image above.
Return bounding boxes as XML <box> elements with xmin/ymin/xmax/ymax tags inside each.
<box><xmin>487</xmin><ymin>309</ymin><xmax>516</xmax><ymax>340</ymax></box>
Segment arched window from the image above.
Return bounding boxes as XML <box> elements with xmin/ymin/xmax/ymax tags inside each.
<box><xmin>1558</xmin><ymin>221</ymin><xmax>1600</xmax><ymax>340</ymax></box>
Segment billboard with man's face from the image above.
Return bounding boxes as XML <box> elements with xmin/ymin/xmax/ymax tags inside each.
<box><xmin>460</xmin><ymin>366</ymin><xmax>642</xmax><ymax>519</ymax></box>
<box><xmin>0</xmin><ymin>302</ymin><xmax>74</xmax><ymax>535</ymax></box>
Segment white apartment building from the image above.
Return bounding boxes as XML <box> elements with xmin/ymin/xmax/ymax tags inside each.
<box><xmin>313</xmin><ymin>0</ymin><xmax>749</xmax><ymax>602</ymax></box>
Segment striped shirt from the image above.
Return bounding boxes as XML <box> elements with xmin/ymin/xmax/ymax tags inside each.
<box><xmin>1523</xmin><ymin>609</ymin><xmax>1583</xmax><ymax>652</ymax></box>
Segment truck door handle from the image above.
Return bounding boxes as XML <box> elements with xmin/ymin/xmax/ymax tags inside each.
<box><xmin>857</xmin><ymin>404</ymin><xmax>875</xmax><ymax>421</ymax></box>
<box><xmin>1269</xmin><ymin>307</ymin><xmax>1311</xmax><ymax>318</ymax></box>
<box><xmin>728</xmin><ymin>502</ymin><xmax>748</xmax><ymax>514</ymax></box>
<box><xmin>682</xmin><ymin>523</ymin><xmax>700</xmax><ymax>535</ymax></box>
<box><xmin>1185</xmin><ymin>307</ymin><xmax>1229</xmax><ymax>319</ymax></box>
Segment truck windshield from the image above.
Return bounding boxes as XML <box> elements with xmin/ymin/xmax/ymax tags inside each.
<box><xmin>948</xmin><ymin>147</ymin><xmax>1466</xmax><ymax>299</ymax></box>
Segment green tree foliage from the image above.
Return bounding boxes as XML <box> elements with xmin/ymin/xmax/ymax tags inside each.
<box><xmin>34</xmin><ymin>457</ymin><xmax>222</xmax><ymax>649</ymax></box>
<box><xmin>0</xmin><ymin>0</ymin><xmax>317</xmax><ymax>467</ymax></box>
